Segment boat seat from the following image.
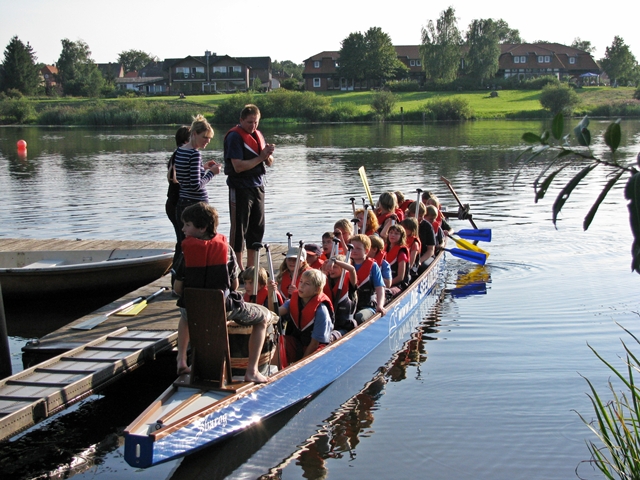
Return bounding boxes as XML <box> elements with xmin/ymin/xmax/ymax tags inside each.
<box><xmin>22</xmin><ymin>259</ymin><xmax>65</xmax><ymax>268</ymax></box>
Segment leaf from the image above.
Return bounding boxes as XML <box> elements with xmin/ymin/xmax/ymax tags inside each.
<box><xmin>532</xmin><ymin>149</ymin><xmax>574</xmax><ymax>193</ymax></box>
<box><xmin>552</xmin><ymin>163</ymin><xmax>597</xmax><ymax>226</ymax></box>
<box><xmin>574</xmin><ymin>126</ymin><xmax>591</xmax><ymax>147</ymax></box>
<box><xmin>522</xmin><ymin>132</ymin><xmax>541</xmax><ymax>143</ymax></box>
<box><xmin>552</xmin><ymin>112</ymin><xmax>564</xmax><ymax>140</ymax></box>
<box><xmin>583</xmin><ymin>170</ymin><xmax>625</xmax><ymax>230</ymax></box>
<box><xmin>536</xmin><ymin>166</ymin><xmax>567</xmax><ymax>203</ymax></box>
<box><xmin>540</xmin><ymin>130</ymin><xmax>550</xmax><ymax>143</ymax></box>
<box><xmin>512</xmin><ymin>145</ymin><xmax>548</xmax><ymax>187</ymax></box>
<box><xmin>604</xmin><ymin>120</ymin><xmax>622</xmax><ymax>153</ymax></box>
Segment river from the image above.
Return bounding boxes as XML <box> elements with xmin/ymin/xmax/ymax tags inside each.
<box><xmin>0</xmin><ymin>119</ymin><xmax>639</xmax><ymax>479</ymax></box>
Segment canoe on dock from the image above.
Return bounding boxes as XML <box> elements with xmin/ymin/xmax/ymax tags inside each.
<box><xmin>123</xmin><ymin>250</ymin><xmax>444</xmax><ymax>468</ymax></box>
<box><xmin>0</xmin><ymin>248</ymin><xmax>173</xmax><ymax>299</ymax></box>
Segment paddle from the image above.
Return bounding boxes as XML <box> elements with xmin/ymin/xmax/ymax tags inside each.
<box><xmin>265</xmin><ymin>243</ymin><xmax>287</xmax><ymax>370</ymax></box>
<box><xmin>443</xmin><ymin>248</ymin><xmax>487</xmax><ymax>266</ymax></box>
<box><xmin>350</xmin><ymin>197</ymin><xmax>357</xmax><ymax>221</ymax></box>
<box><xmin>73</xmin><ymin>293</ymin><xmax>147</xmax><ymax>330</ymax></box>
<box><xmin>286</xmin><ymin>232</ymin><xmax>293</xmax><ymax>249</ymax></box>
<box><xmin>358</xmin><ymin>166</ymin><xmax>374</xmax><ymax>206</ymax></box>
<box><xmin>351</xmin><ymin>217</ymin><xmax>360</xmax><ymax>236</ymax></box>
<box><xmin>415</xmin><ymin>188</ymin><xmax>423</xmax><ymax>219</ymax></box>
<box><xmin>440</xmin><ymin>176</ymin><xmax>479</xmax><ymax>230</ymax></box>
<box><xmin>456</xmin><ymin>229</ymin><xmax>492</xmax><ymax>243</ymax></box>
<box><xmin>291</xmin><ymin>240</ymin><xmax>304</xmax><ymax>286</ymax></box>
<box><xmin>446</xmin><ymin>233</ymin><xmax>490</xmax><ymax>258</ymax></box>
<box><xmin>115</xmin><ymin>287</ymin><xmax>167</xmax><ymax>316</ymax></box>
<box><xmin>251</xmin><ymin>242</ymin><xmax>263</xmax><ymax>303</ymax></box>
<box><xmin>338</xmin><ymin>243</ymin><xmax>353</xmax><ymax>290</ymax></box>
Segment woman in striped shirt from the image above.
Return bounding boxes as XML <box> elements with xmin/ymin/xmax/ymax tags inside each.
<box><xmin>173</xmin><ymin>115</ymin><xmax>221</xmax><ymax>273</ymax></box>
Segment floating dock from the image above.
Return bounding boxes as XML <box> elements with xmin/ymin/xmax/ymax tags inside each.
<box><xmin>0</xmin><ymin>238</ymin><xmax>287</xmax><ymax>442</ymax></box>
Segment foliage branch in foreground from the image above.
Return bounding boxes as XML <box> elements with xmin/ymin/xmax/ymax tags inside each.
<box><xmin>516</xmin><ymin>113</ymin><xmax>640</xmax><ymax>273</ymax></box>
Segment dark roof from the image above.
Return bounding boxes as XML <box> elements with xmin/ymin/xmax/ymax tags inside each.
<box><xmin>237</xmin><ymin>57</ymin><xmax>271</xmax><ymax>69</ymax></box>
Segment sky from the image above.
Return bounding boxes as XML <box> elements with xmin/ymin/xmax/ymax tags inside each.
<box><xmin>0</xmin><ymin>0</ymin><xmax>637</xmax><ymax>66</ymax></box>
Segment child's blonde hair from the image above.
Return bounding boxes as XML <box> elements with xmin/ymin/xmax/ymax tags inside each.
<box><xmin>368</xmin><ymin>234</ymin><xmax>384</xmax><ymax>251</ymax></box>
<box><xmin>426</xmin><ymin>205</ymin><xmax>438</xmax><ymax>219</ymax></box>
<box><xmin>333</xmin><ymin>219</ymin><xmax>354</xmax><ymax>236</ymax></box>
<box><xmin>401</xmin><ymin>217</ymin><xmax>419</xmax><ymax>237</ymax></box>
<box><xmin>241</xmin><ymin>266</ymin><xmax>268</xmax><ymax>285</ymax></box>
<box><xmin>408</xmin><ymin>201</ymin><xmax>426</xmax><ymax>218</ymax></box>
<box><xmin>189</xmin><ymin>114</ymin><xmax>213</xmax><ymax>137</ymax></box>
<box><xmin>350</xmin><ymin>234</ymin><xmax>371</xmax><ymax>251</ymax></box>
<box><xmin>377</xmin><ymin>192</ymin><xmax>398</xmax><ymax>213</ymax></box>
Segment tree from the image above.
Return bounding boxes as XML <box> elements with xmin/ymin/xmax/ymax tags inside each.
<box><xmin>117</xmin><ymin>49</ymin><xmax>155</xmax><ymax>73</ymax></box>
<box><xmin>570</xmin><ymin>37</ymin><xmax>595</xmax><ymax>54</ymax></box>
<box><xmin>57</xmin><ymin>39</ymin><xmax>104</xmax><ymax>96</ymax></box>
<box><xmin>0</xmin><ymin>36</ymin><xmax>40</xmax><ymax>95</ymax></box>
<box><xmin>370</xmin><ymin>90</ymin><xmax>398</xmax><ymax>118</ymax></box>
<box><xmin>600</xmin><ymin>36</ymin><xmax>638</xmax><ymax>86</ymax></box>
<box><xmin>465</xmin><ymin>19</ymin><xmax>501</xmax><ymax>85</ymax></box>
<box><xmin>494</xmin><ymin>19</ymin><xmax>522</xmax><ymax>44</ymax></box>
<box><xmin>272</xmin><ymin>60</ymin><xmax>304</xmax><ymax>81</ymax></box>
<box><xmin>338</xmin><ymin>31</ymin><xmax>368</xmax><ymax>84</ymax></box>
<box><xmin>420</xmin><ymin>6</ymin><xmax>463</xmax><ymax>83</ymax></box>
<box><xmin>362</xmin><ymin>27</ymin><xmax>407</xmax><ymax>84</ymax></box>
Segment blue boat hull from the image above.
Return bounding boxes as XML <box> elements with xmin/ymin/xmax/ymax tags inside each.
<box><xmin>125</xmin><ymin>252</ymin><xmax>443</xmax><ymax>468</ymax></box>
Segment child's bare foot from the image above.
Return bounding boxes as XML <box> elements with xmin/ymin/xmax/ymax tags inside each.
<box><xmin>177</xmin><ymin>364</ymin><xmax>191</xmax><ymax>376</ymax></box>
<box><xmin>244</xmin><ymin>371</ymin><xmax>269</xmax><ymax>384</ymax></box>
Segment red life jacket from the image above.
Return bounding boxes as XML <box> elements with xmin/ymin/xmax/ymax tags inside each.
<box><xmin>376</xmin><ymin>211</ymin><xmax>394</xmax><ymax>229</ymax></box>
<box><xmin>310</xmin><ymin>257</ymin><xmax>325</xmax><ymax>269</ymax></box>
<box><xmin>323</xmin><ymin>272</ymin><xmax>350</xmax><ymax>306</ymax></box>
<box><xmin>243</xmin><ymin>285</ymin><xmax>282</xmax><ymax>308</ymax></box>
<box><xmin>181</xmin><ymin>234</ymin><xmax>229</xmax><ymax>291</ymax></box>
<box><xmin>289</xmin><ymin>291</ymin><xmax>334</xmax><ymax>332</ymax></box>
<box><xmin>406</xmin><ymin>235</ymin><xmax>422</xmax><ymax>264</ymax></box>
<box><xmin>394</xmin><ymin>208</ymin><xmax>405</xmax><ymax>222</ymax></box>
<box><xmin>431</xmin><ymin>207</ymin><xmax>443</xmax><ymax>233</ymax></box>
<box><xmin>386</xmin><ymin>244</ymin><xmax>410</xmax><ymax>284</ymax></box>
<box><xmin>279</xmin><ymin>267</ymin><xmax>308</xmax><ymax>299</ymax></box>
<box><xmin>372</xmin><ymin>249</ymin><xmax>386</xmax><ymax>266</ymax></box>
<box><xmin>226</xmin><ymin>125</ymin><xmax>266</xmax><ymax>157</ymax></box>
<box><xmin>354</xmin><ymin>258</ymin><xmax>377</xmax><ymax>311</ymax></box>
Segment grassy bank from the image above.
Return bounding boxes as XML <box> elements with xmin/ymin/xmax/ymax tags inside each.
<box><xmin>0</xmin><ymin>87</ymin><xmax>637</xmax><ymax>125</ymax></box>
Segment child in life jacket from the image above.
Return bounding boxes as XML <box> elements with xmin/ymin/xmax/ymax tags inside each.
<box><xmin>425</xmin><ymin>205</ymin><xmax>445</xmax><ymax>248</ymax></box>
<box><xmin>408</xmin><ymin>200</ymin><xmax>437</xmax><ymax>274</ymax></box>
<box><xmin>422</xmin><ymin>191</ymin><xmax>453</xmax><ymax>239</ymax></box>
<box><xmin>322</xmin><ymin>254</ymin><xmax>358</xmax><ymax>336</ymax></box>
<box><xmin>385</xmin><ymin>224</ymin><xmax>410</xmax><ymax>297</ymax></box>
<box><xmin>320</xmin><ymin>232</ymin><xmax>334</xmax><ymax>261</ymax></box>
<box><xmin>276</xmin><ymin>246</ymin><xmax>310</xmax><ymax>300</ymax></box>
<box><xmin>350</xmin><ymin>234</ymin><xmax>387</xmax><ymax>324</ymax></box>
<box><xmin>355</xmin><ymin>208</ymin><xmax>379</xmax><ymax>236</ymax></box>
<box><xmin>395</xmin><ymin>190</ymin><xmax>413</xmax><ymax>214</ymax></box>
<box><xmin>376</xmin><ymin>191</ymin><xmax>399</xmax><ymax>240</ymax></box>
<box><xmin>401</xmin><ymin>217</ymin><xmax>422</xmax><ymax>275</ymax></box>
<box><xmin>277</xmin><ymin>269</ymin><xmax>334</xmax><ymax>363</ymax></box>
<box><xmin>367</xmin><ymin>234</ymin><xmax>392</xmax><ymax>288</ymax></box>
<box><xmin>242</xmin><ymin>266</ymin><xmax>283</xmax><ymax>311</ymax></box>
<box><xmin>333</xmin><ymin>219</ymin><xmax>353</xmax><ymax>254</ymax></box>
<box><xmin>304</xmin><ymin>243</ymin><xmax>325</xmax><ymax>269</ymax></box>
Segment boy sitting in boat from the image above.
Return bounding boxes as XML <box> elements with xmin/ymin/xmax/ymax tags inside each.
<box><xmin>367</xmin><ymin>234</ymin><xmax>392</xmax><ymax>288</ymax></box>
<box><xmin>241</xmin><ymin>266</ymin><xmax>283</xmax><ymax>312</ymax></box>
<box><xmin>173</xmin><ymin>202</ymin><xmax>275</xmax><ymax>384</ymax></box>
<box><xmin>322</xmin><ymin>254</ymin><xmax>358</xmax><ymax>337</ymax></box>
<box><xmin>276</xmin><ymin>269</ymin><xmax>334</xmax><ymax>363</ymax></box>
<box><xmin>304</xmin><ymin>243</ymin><xmax>324</xmax><ymax>269</ymax></box>
<box><xmin>349</xmin><ymin>234</ymin><xmax>387</xmax><ymax>324</ymax></box>
<box><xmin>320</xmin><ymin>232</ymin><xmax>334</xmax><ymax>261</ymax></box>
<box><xmin>407</xmin><ymin>201</ymin><xmax>437</xmax><ymax>275</ymax></box>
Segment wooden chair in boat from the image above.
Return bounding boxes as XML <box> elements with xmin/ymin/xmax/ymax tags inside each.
<box><xmin>182</xmin><ymin>288</ymin><xmax>233</xmax><ymax>389</ymax></box>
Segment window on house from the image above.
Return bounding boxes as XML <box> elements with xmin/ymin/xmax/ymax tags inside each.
<box><xmin>514</xmin><ymin>56</ymin><xmax>520</xmax><ymax>64</ymax></box>
<box><xmin>544</xmin><ymin>55</ymin><xmax>551</xmax><ymax>63</ymax></box>
<box><xmin>538</xmin><ymin>56</ymin><xmax>544</xmax><ymax>63</ymax></box>
<box><xmin>213</xmin><ymin>66</ymin><xmax>227</xmax><ymax>73</ymax></box>
<box><xmin>335</xmin><ymin>61</ymin><xmax>339</xmax><ymax>67</ymax></box>
<box><xmin>569</xmin><ymin>57</ymin><xmax>576</xmax><ymax>64</ymax></box>
<box><xmin>410</xmin><ymin>60</ymin><xmax>416</xmax><ymax>66</ymax></box>
<box><xmin>520</xmin><ymin>56</ymin><xmax>526</xmax><ymax>63</ymax></box>
<box><xmin>314</xmin><ymin>61</ymin><xmax>320</xmax><ymax>68</ymax></box>
<box><xmin>416</xmin><ymin>60</ymin><xmax>421</xmax><ymax>66</ymax></box>
<box><xmin>313</xmin><ymin>78</ymin><xmax>321</xmax><ymax>88</ymax></box>
<box><xmin>232</xmin><ymin>66</ymin><xmax>241</xmax><ymax>72</ymax></box>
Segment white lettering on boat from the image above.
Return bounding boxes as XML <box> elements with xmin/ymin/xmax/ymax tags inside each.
<box><xmin>194</xmin><ymin>413</ymin><xmax>228</xmax><ymax>438</ymax></box>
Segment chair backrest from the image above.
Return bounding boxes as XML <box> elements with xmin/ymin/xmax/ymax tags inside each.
<box><xmin>183</xmin><ymin>288</ymin><xmax>232</xmax><ymax>387</ymax></box>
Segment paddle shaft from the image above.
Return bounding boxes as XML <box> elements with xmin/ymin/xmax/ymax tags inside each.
<box><xmin>73</xmin><ymin>295</ymin><xmax>145</xmax><ymax>330</ymax></box>
<box><xmin>440</xmin><ymin>176</ymin><xmax>479</xmax><ymax>230</ymax></box>
<box><xmin>291</xmin><ymin>240</ymin><xmax>304</xmax><ymax>286</ymax></box>
<box><xmin>359</xmin><ymin>166</ymin><xmax>375</xmax><ymax>206</ymax></box>
<box><xmin>264</xmin><ymin>244</ymin><xmax>279</xmax><ymax>313</ymax></box>
<box><xmin>338</xmin><ymin>245</ymin><xmax>353</xmax><ymax>290</ymax></box>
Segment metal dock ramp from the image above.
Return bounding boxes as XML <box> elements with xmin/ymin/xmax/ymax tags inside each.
<box><xmin>0</xmin><ymin>327</ymin><xmax>177</xmax><ymax>442</ymax></box>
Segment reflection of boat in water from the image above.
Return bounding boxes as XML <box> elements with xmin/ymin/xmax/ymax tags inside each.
<box><xmin>124</xmin><ymin>251</ymin><xmax>445</xmax><ymax>468</ymax></box>
<box><xmin>0</xmin><ymin>249</ymin><xmax>173</xmax><ymax>299</ymax></box>
<box><xmin>446</xmin><ymin>265</ymin><xmax>491</xmax><ymax>298</ymax></box>
<box><xmin>260</xmin><ymin>291</ymin><xmax>446</xmax><ymax>478</ymax></box>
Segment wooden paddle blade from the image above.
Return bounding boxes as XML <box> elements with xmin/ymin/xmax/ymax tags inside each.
<box><xmin>456</xmin><ymin>229</ymin><xmax>492</xmax><ymax>242</ymax></box>
<box><xmin>445</xmin><ymin>248</ymin><xmax>487</xmax><ymax>266</ymax></box>
<box><xmin>115</xmin><ymin>301</ymin><xmax>148</xmax><ymax>316</ymax></box>
<box><xmin>358</xmin><ymin>166</ymin><xmax>374</xmax><ymax>206</ymax></box>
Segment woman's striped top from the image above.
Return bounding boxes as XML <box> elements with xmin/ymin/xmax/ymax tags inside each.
<box><xmin>174</xmin><ymin>146</ymin><xmax>214</xmax><ymax>202</ymax></box>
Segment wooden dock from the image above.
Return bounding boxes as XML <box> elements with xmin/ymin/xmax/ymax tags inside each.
<box><xmin>0</xmin><ymin>238</ymin><xmax>288</xmax><ymax>442</ymax></box>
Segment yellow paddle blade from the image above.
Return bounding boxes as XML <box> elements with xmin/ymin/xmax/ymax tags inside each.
<box><xmin>448</xmin><ymin>235</ymin><xmax>490</xmax><ymax>258</ymax></box>
<box><xmin>358</xmin><ymin>166</ymin><xmax>375</xmax><ymax>206</ymax></box>
<box><xmin>115</xmin><ymin>301</ymin><xmax>148</xmax><ymax>316</ymax></box>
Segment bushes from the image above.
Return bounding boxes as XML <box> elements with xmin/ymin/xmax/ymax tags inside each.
<box><xmin>386</xmin><ymin>80</ymin><xmax>421</xmax><ymax>92</ymax></box>
<box><xmin>0</xmin><ymin>97</ymin><xmax>35</xmax><ymax>124</ymax></box>
<box><xmin>370</xmin><ymin>90</ymin><xmax>398</xmax><ymax>118</ymax></box>
<box><xmin>634</xmin><ymin>86</ymin><xmax>640</xmax><ymax>100</ymax></box>
<box><xmin>588</xmin><ymin>100</ymin><xmax>640</xmax><ymax>117</ymax></box>
<box><xmin>539</xmin><ymin>83</ymin><xmax>580</xmax><ymax>115</ymax></box>
<box><xmin>423</xmin><ymin>96</ymin><xmax>474</xmax><ymax>120</ymax></box>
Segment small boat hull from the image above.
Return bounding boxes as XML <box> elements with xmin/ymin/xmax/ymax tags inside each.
<box><xmin>124</xmin><ymin>252</ymin><xmax>444</xmax><ymax>468</ymax></box>
<box><xmin>0</xmin><ymin>249</ymin><xmax>173</xmax><ymax>299</ymax></box>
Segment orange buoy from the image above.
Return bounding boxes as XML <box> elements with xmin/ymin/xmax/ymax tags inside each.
<box><xmin>17</xmin><ymin>139</ymin><xmax>27</xmax><ymax>150</ymax></box>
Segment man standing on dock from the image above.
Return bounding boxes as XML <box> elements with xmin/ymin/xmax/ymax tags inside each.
<box><xmin>223</xmin><ymin>104</ymin><xmax>275</xmax><ymax>271</ymax></box>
